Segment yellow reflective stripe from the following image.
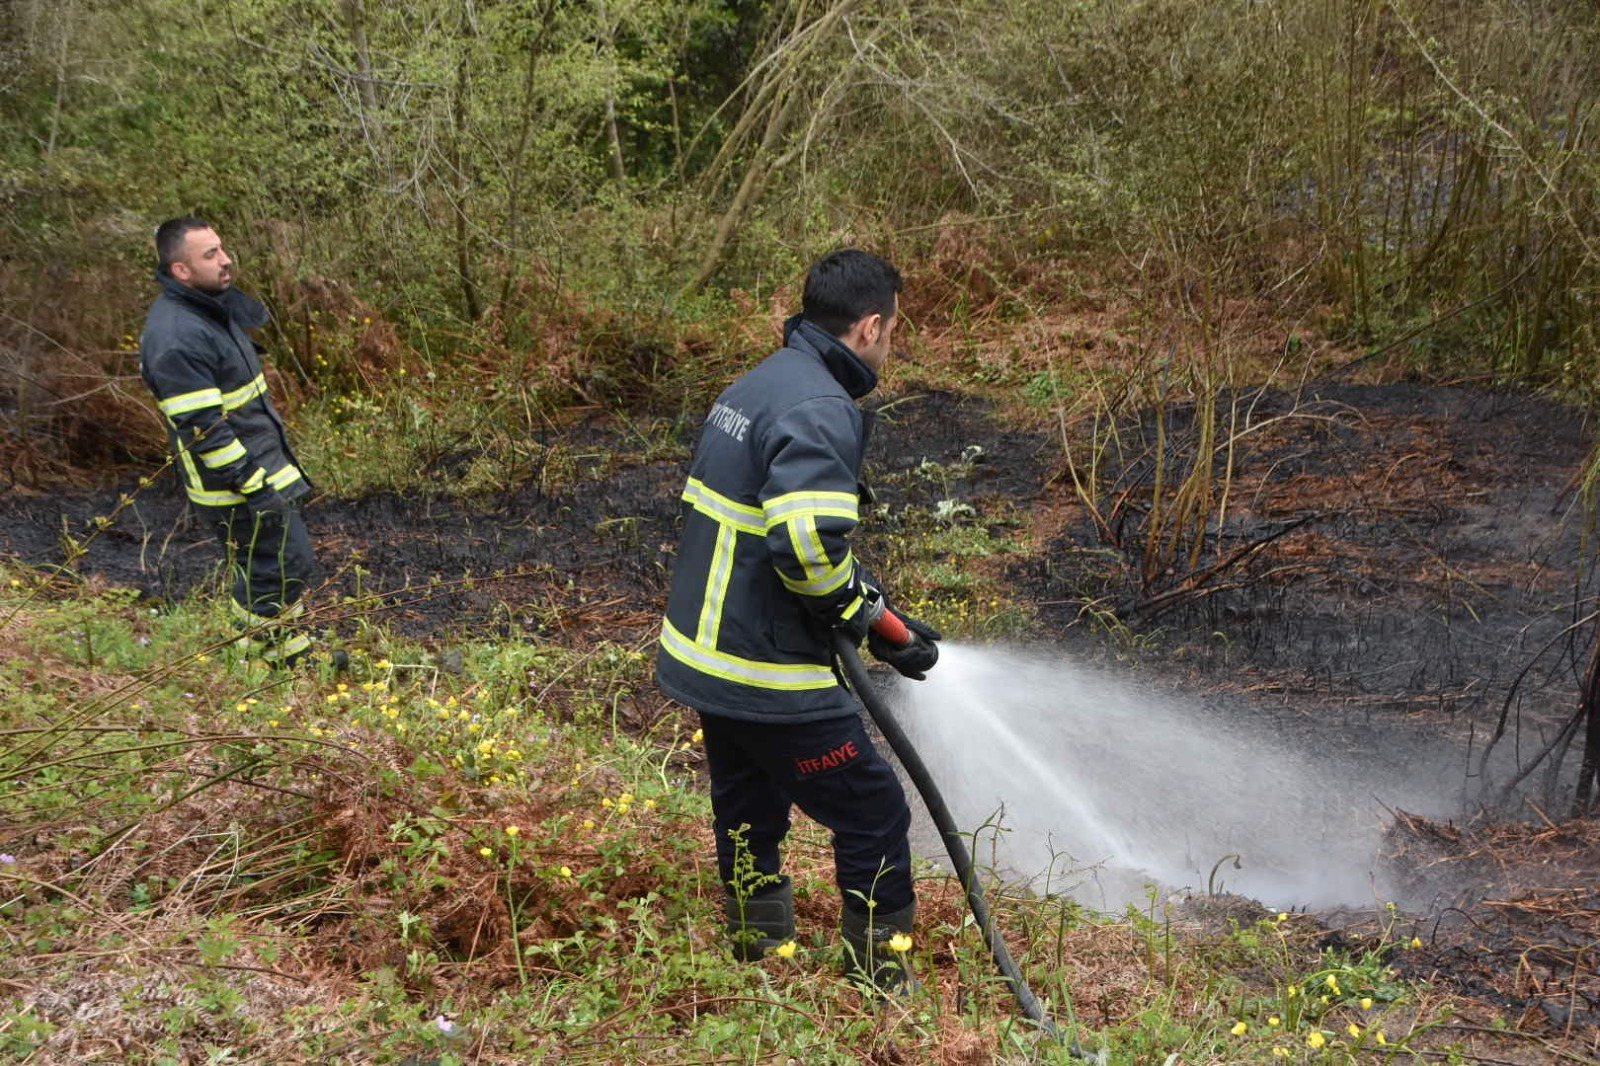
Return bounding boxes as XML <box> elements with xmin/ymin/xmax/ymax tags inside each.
<box><xmin>231</xmin><ymin>598</ymin><xmax>306</xmax><ymax>625</ymax></box>
<box><xmin>198</xmin><ymin>439</ymin><xmax>247</xmax><ymax>469</ymax></box>
<box><xmin>763</xmin><ymin>490</ymin><xmax>858</xmax><ymax>529</ymax></box>
<box><xmin>186</xmin><ymin>485</ymin><xmax>247</xmax><ymax>505</ymax></box>
<box><xmin>239</xmin><ymin>468</ymin><xmax>266</xmax><ymax>494</ymax></box>
<box><xmin>787</xmin><ymin>514</ymin><xmax>835</xmax><ymax>581</ymax></box>
<box><xmin>683</xmin><ymin>478</ymin><xmax>763</xmax><ymax>535</ymax></box>
<box><xmin>221</xmin><ymin>374</ymin><xmax>267</xmax><ymax>411</ymax></box>
<box><xmin>778</xmin><ymin>548</ymin><xmax>853</xmax><ymax>596</ymax></box>
<box><xmin>839</xmin><ymin>593</ymin><xmax>868</xmax><ymax>622</ymax></box>
<box><xmin>263</xmin><ymin>633</ymin><xmax>312</xmax><ymax>662</ymax></box>
<box><xmin>266</xmin><ymin>465</ymin><xmax>303</xmax><ymax>490</ymax></box>
<box><xmin>158</xmin><ymin>388</ymin><xmax>223</xmax><ymax>417</ymax></box>
<box><xmin>660</xmin><ymin>619</ymin><xmax>837</xmax><ymax>691</ymax></box>
<box><xmin>175</xmin><ymin>446</ymin><xmax>246</xmax><ymax>505</ymax></box>
<box><xmin>698</xmin><ymin>523</ymin><xmax>737</xmax><ymax>647</ymax></box>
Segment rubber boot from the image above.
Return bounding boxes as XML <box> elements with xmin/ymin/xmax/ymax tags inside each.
<box><xmin>841</xmin><ymin>901</ymin><xmax>917</xmax><ymax>995</ymax></box>
<box><xmin>723</xmin><ymin>876</ymin><xmax>795</xmax><ymax>962</ymax></box>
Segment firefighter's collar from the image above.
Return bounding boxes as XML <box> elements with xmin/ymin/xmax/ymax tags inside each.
<box><xmin>155</xmin><ymin>269</ymin><xmax>270</xmax><ymax>331</ymax></box>
<box><xmin>783</xmin><ymin>315</ymin><xmax>878</xmax><ymax>399</ymax></box>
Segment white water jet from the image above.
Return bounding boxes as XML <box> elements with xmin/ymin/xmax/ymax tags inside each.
<box><xmin>886</xmin><ymin>643</ymin><xmax>1463</xmax><ymax>912</ymax></box>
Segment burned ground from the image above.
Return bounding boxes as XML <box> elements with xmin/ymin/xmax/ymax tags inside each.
<box><xmin>2</xmin><ymin>381</ymin><xmax>1598</xmax><ymax>1052</ymax></box>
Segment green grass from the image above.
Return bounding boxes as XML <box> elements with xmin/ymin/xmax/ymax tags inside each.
<box><xmin>0</xmin><ymin>559</ymin><xmax>1461</xmax><ymax>1064</ymax></box>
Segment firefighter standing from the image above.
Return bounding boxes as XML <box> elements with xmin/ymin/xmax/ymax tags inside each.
<box><xmin>138</xmin><ymin>217</ymin><xmax>317</xmax><ymax>667</ymax></box>
<box><xmin>657</xmin><ymin>249</ymin><xmax>942</xmax><ymax>990</ymax></box>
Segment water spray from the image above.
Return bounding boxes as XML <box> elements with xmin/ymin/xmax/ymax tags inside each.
<box><xmin>833</xmin><ymin>630</ymin><xmax>1087</xmax><ymax>1055</ymax></box>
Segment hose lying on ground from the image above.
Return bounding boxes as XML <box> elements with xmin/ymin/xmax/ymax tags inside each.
<box><xmin>833</xmin><ymin>633</ymin><xmax>1088</xmax><ymax>1055</ymax></box>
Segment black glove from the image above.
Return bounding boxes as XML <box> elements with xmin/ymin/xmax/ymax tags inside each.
<box><xmin>868</xmin><ymin>615</ymin><xmax>942</xmax><ymax>681</ymax></box>
<box><xmin>242</xmin><ymin>485</ymin><xmax>293</xmax><ymax>521</ymax></box>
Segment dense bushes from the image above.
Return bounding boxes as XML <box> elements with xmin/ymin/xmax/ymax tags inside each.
<box><xmin>2</xmin><ymin>0</ymin><xmax>1597</xmax><ymax>475</ymax></box>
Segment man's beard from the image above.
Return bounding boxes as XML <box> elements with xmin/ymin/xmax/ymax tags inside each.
<box><xmin>195</xmin><ymin>277</ymin><xmax>232</xmax><ymax>296</ymax></box>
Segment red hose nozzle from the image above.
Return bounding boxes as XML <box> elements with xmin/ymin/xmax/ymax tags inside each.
<box><xmin>870</xmin><ymin>609</ymin><xmax>911</xmax><ymax>647</ymax></box>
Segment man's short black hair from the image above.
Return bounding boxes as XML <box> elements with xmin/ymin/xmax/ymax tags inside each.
<box><xmin>155</xmin><ymin>216</ymin><xmax>213</xmax><ymax>269</ymax></box>
<box><xmin>801</xmin><ymin>249</ymin><xmax>902</xmax><ymax>337</ymax></box>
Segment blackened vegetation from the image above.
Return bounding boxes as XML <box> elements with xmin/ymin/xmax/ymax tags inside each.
<box><xmin>1023</xmin><ymin>383</ymin><xmax>1598</xmax><ymax>815</ymax></box>
<box><xmin>1381</xmin><ymin>811</ymin><xmax>1600</xmax><ymax>1035</ymax></box>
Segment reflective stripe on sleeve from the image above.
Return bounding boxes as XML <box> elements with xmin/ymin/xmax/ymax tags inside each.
<box><xmin>158</xmin><ymin>388</ymin><xmax>224</xmax><ymax>417</ymax></box>
<box><xmin>221</xmin><ymin>375</ymin><xmax>268</xmax><ymax>411</ymax></box>
<box><xmin>762</xmin><ymin>489</ymin><xmax>858</xmax><ymax>529</ymax></box>
<box><xmin>660</xmin><ymin>619</ymin><xmax>837</xmax><ymax>691</ymax></box>
<box><xmin>266</xmin><ymin>465</ymin><xmax>304</xmax><ymax>490</ymax></box>
<box><xmin>198</xmin><ymin>439</ymin><xmax>247</xmax><ymax>469</ymax></box>
<box><xmin>778</xmin><ymin>544</ymin><xmax>853</xmax><ymax>596</ymax></box>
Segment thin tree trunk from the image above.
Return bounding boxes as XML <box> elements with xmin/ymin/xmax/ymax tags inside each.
<box><xmin>342</xmin><ymin>0</ymin><xmax>378</xmax><ymax>116</ymax></box>
<box><xmin>450</xmin><ymin>44</ymin><xmax>481</xmax><ymax>321</ymax></box>
<box><xmin>684</xmin><ymin>87</ymin><xmax>804</xmax><ymax>294</ymax></box>
<box><xmin>605</xmin><ymin>88</ymin><xmax>626</xmax><ymax>186</ymax></box>
<box><xmin>500</xmin><ymin>1</ymin><xmax>557</xmax><ymax>317</ymax></box>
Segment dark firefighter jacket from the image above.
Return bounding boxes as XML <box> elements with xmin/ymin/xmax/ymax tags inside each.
<box><xmin>139</xmin><ymin>272</ymin><xmax>308</xmax><ymax>510</ymax></box>
<box><xmin>657</xmin><ymin>316</ymin><xmax>883</xmax><ymax>723</ymax></box>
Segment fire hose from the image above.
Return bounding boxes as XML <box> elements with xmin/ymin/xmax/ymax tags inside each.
<box><xmin>832</xmin><ymin>626</ymin><xmax>1087</xmax><ymax>1056</ymax></box>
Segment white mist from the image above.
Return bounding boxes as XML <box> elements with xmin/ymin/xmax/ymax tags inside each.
<box><xmin>885</xmin><ymin>643</ymin><xmax>1460</xmax><ymax>912</ymax></box>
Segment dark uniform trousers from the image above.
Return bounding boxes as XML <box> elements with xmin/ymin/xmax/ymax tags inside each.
<box><xmin>206</xmin><ymin>503</ymin><xmax>316</xmax><ymax>664</ymax></box>
<box><xmin>699</xmin><ymin>710</ymin><xmax>915</xmax><ymax>917</ymax></box>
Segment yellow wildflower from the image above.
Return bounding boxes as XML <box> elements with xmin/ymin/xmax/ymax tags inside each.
<box><xmin>479</xmin><ymin>847</ymin><xmax>493</xmax><ymax>858</ymax></box>
<box><xmin>1375</xmin><ymin>1032</ymin><xmax>1387</xmax><ymax>1046</ymax></box>
<box><xmin>559</xmin><ymin>866</ymin><xmax>573</xmax><ymax>878</ymax></box>
<box><xmin>692</xmin><ymin>728</ymin><xmax>703</xmax><ymax>743</ymax></box>
<box><xmin>1287</xmin><ymin>985</ymin><xmax>1299</xmax><ymax>998</ymax></box>
<box><xmin>1307</xmin><ymin>1032</ymin><xmax>1326</xmax><ymax>1049</ymax></box>
<box><xmin>504</xmin><ymin>825</ymin><xmax>520</xmax><ymax>837</ymax></box>
<box><xmin>1268</xmin><ymin>1016</ymin><xmax>1280</xmax><ymax>1027</ymax></box>
<box><xmin>375</xmin><ymin>659</ymin><xmax>392</xmax><ymax>670</ymax></box>
<box><xmin>1347</xmin><ymin>1023</ymin><xmax>1361</xmax><ymax>1038</ymax></box>
<box><xmin>1230</xmin><ymin>1021</ymin><xmax>1247</xmax><ymax>1036</ymax></box>
<box><xmin>774</xmin><ymin>940</ymin><xmax>797</xmax><ymax>959</ymax></box>
<box><xmin>1324</xmin><ymin>975</ymin><xmax>1341</xmax><ymax>994</ymax></box>
<box><xmin>582</xmin><ymin>819</ymin><xmax>595</xmax><ymax>830</ymax></box>
<box><xmin>1271</xmin><ymin>1049</ymin><xmax>1289</xmax><ymax>1059</ymax></box>
<box><xmin>1409</xmin><ymin>936</ymin><xmax>1422</xmax><ymax>948</ymax></box>
<box><xmin>887</xmin><ymin>933</ymin><xmax>913</xmax><ymax>953</ymax></box>
<box><xmin>1359</xmin><ymin>997</ymin><xmax>1373</xmax><ymax>1010</ymax></box>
